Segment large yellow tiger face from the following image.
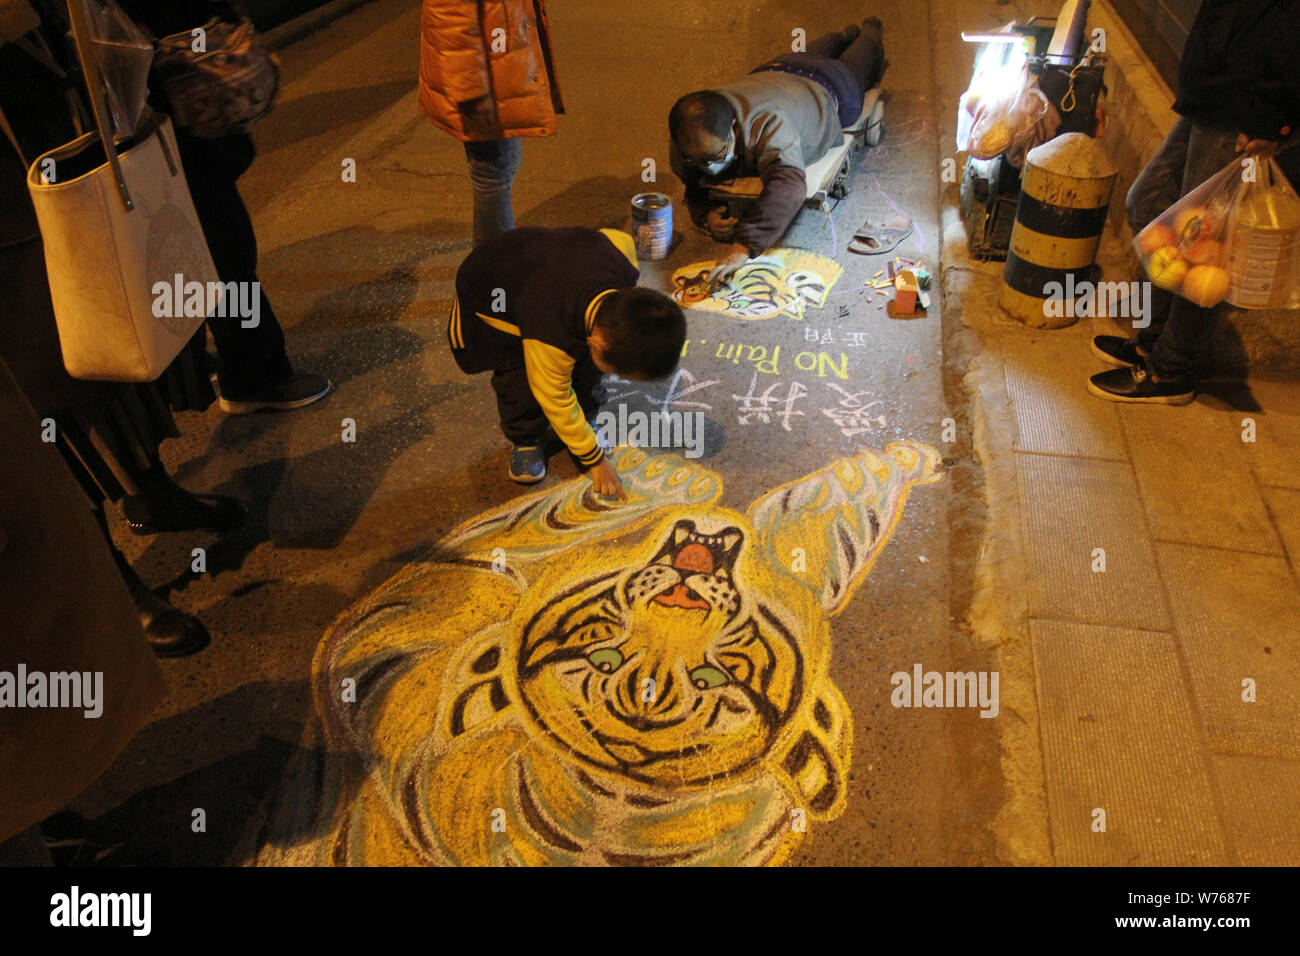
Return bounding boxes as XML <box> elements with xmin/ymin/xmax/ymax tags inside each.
<box><xmin>256</xmin><ymin>444</ymin><xmax>942</xmax><ymax>867</ymax></box>
<box><xmin>518</xmin><ymin>518</ymin><xmax>801</xmax><ymax>786</ymax></box>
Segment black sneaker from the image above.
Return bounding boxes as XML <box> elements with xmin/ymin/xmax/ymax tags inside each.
<box><xmin>1087</xmin><ymin>364</ymin><xmax>1194</xmax><ymax>405</ymax></box>
<box><xmin>218</xmin><ymin>372</ymin><xmax>332</xmax><ymax>414</ymax></box>
<box><xmin>508</xmin><ymin>444</ymin><xmax>546</xmax><ymax>484</ymax></box>
<box><xmin>1090</xmin><ymin>335</ymin><xmax>1146</xmax><ymax>369</ymax></box>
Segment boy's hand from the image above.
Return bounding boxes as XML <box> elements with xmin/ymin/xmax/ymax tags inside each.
<box><xmin>589</xmin><ymin>458</ymin><xmax>627</xmax><ymax>501</ymax></box>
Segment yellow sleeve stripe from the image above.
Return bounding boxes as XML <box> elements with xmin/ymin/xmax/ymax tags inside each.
<box><xmin>522</xmin><ymin>338</ymin><xmax>601</xmax><ymax>463</ymax></box>
<box><xmin>599</xmin><ymin>228</ymin><xmax>639</xmax><ymax>269</ymax></box>
<box><xmin>475</xmin><ymin>311</ymin><xmax>522</xmax><ymax>337</ymax></box>
<box><xmin>585</xmin><ymin>288</ymin><xmax>617</xmax><ymax>335</ymax></box>
<box><xmin>449</xmin><ymin>300</ymin><xmax>464</xmax><ymax>348</ymax></box>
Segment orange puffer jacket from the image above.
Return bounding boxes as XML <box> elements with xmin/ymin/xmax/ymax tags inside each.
<box><xmin>418</xmin><ymin>0</ymin><xmax>565</xmax><ymax>141</ymax></box>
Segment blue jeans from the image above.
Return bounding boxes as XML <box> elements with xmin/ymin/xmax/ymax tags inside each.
<box><xmin>464</xmin><ymin>138</ymin><xmax>524</xmax><ymax>246</ymax></box>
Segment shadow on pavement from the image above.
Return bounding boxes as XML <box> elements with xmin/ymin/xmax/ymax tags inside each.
<box><xmin>78</xmin><ymin>679</ymin><xmax>335</xmax><ymax>866</ymax></box>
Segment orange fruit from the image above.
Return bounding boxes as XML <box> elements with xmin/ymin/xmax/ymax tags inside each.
<box><xmin>1147</xmin><ymin>245</ymin><xmax>1188</xmax><ymax>290</ymax></box>
<box><xmin>1137</xmin><ymin>223</ymin><xmax>1179</xmax><ymax>257</ymax></box>
<box><xmin>1174</xmin><ymin>205</ymin><xmax>1221</xmax><ymax>244</ymax></box>
<box><xmin>1181</xmin><ymin>265</ymin><xmax>1229</xmax><ymax>307</ymax></box>
<box><xmin>1184</xmin><ymin>237</ymin><xmax>1224</xmax><ymax>265</ymax></box>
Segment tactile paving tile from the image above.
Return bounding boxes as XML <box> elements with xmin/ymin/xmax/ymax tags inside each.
<box><xmin>1033</xmin><ymin>619</ymin><xmax>1229</xmax><ymax>865</ymax></box>
<box><xmin>1120</xmin><ymin>403</ymin><xmax>1283</xmax><ymax>555</ymax></box>
<box><xmin>1017</xmin><ymin>453</ymin><xmax>1171</xmax><ymax>631</ymax></box>
<box><xmin>1002</xmin><ymin>333</ymin><xmax>1128</xmax><ymax>461</ymax></box>
<box><xmin>1156</xmin><ymin>543</ymin><xmax>1300</xmax><ymax>760</ymax></box>
<box><xmin>1209</xmin><ymin>755</ymin><xmax>1300</xmax><ymax>865</ymax></box>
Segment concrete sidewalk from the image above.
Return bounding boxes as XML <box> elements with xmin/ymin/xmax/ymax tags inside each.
<box><xmin>934</xmin><ymin>0</ymin><xmax>1300</xmax><ymax>866</ymax></box>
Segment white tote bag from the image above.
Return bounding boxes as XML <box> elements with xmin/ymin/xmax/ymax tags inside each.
<box><xmin>25</xmin><ymin>0</ymin><xmax>217</xmax><ymax>382</ymax></box>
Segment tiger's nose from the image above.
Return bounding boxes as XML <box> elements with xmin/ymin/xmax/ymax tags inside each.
<box><xmin>611</xmin><ymin>666</ymin><xmax>684</xmax><ymax>724</ymax></box>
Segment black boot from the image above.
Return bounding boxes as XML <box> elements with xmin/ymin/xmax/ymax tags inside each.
<box><xmin>122</xmin><ymin>463</ymin><xmax>246</xmax><ymax>536</ymax></box>
<box><xmin>106</xmin><ymin>532</ymin><xmax>211</xmax><ymax>658</ymax></box>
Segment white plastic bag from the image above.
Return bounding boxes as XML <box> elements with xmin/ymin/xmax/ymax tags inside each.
<box><xmin>1133</xmin><ymin>160</ymin><xmax>1238</xmax><ymax>307</ymax></box>
<box><xmin>965</xmin><ymin>66</ymin><xmax>1049</xmax><ymax>160</ymax></box>
<box><xmin>1133</xmin><ymin>155</ymin><xmax>1300</xmax><ymax>310</ymax></box>
<box><xmin>82</xmin><ymin>0</ymin><xmax>153</xmax><ymax>140</ymax></box>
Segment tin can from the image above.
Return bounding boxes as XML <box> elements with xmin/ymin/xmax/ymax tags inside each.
<box><xmin>631</xmin><ymin>193</ymin><xmax>672</xmax><ymax>261</ymax></box>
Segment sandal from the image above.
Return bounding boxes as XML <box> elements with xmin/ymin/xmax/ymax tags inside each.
<box><xmin>849</xmin><ymin>214</ymin><xmax>913</xmax><ymax>255</ymax></box>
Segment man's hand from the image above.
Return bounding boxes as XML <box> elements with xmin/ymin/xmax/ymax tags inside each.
<box><xmin>588</xmin><ymin>458</ymin><xmax>626</xmax><ymax>501</ymax></box>
<box><xmin>706</xmin><ymin>243</ymin><xmax>750</xmax><ymax>293</ymax></box>
<box><xmin>706</xmin><ymin>207</ymin><xmax>738</xmax><ymax>242</ymax></box>
<box><xmin>1237</xmin><ymin>133</ymin><xmax>1280</xmax><ymax>158</ymax></box>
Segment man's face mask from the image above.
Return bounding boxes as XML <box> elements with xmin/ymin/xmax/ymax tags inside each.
<box><xmin>702</xmin><ymin>150</ymin><xmax>734</xmax><ymax>177</ymax></box>
<box><xmin>688</xmin><ymin>126</ymin><xmax>737</xmax><ymax>177</ymax></box>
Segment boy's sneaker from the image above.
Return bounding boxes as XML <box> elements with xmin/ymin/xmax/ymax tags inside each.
<box><xmin>219</xmin><ymin>372</ymin><xmax>332</xmax><ymax>414</ymax></box>
<box><xmin>1087</xmin><ymin>364</ymin><xmax>1194</xmax><ymax>405</ymax></box>
<box><xmin>1091</xmin><ymin>335</ymin><xmax>1145</xmax><ymax>369</ymax></box>
<box><xmin>508</xmin><ymin>444</ymin><xmax>547</xmax><ymax>484</ymax></box>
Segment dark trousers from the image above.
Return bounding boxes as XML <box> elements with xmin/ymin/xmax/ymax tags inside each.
<box><xmin>761</xmin><ymin>20</ymin><xmax>886</xmax><ymax>126</ymax></box>
<box><xmin>490</xmin><ymin>358</ymin><xmax>603</xmax><ymax>446</ymax></box>
<box><xmin>805</xmin><ymin>21</ymin><xmax>885</xmax><ymax>91</ymax></box>
<box><xmin>175</xmin><ymin>130</ymin><xmax>294</xmax><ymax>396</ymax></box>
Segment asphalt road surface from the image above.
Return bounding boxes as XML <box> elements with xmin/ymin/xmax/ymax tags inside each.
<box><xmin>82</xmin><ymin>0</ymin><xmax>1003</xmax><ymax>866</ymax></box>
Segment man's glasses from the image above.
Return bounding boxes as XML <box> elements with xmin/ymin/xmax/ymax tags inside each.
<box><xmin>681</xmin><ymin>131</ymin><xmax>736</xmax><ymax>167</ymax></box>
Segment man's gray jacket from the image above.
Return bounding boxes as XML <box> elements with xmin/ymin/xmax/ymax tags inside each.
<box><xmin>671</xmin><ymin>71</ymin><xmax>842</xmax><ymax>255</ymax></box>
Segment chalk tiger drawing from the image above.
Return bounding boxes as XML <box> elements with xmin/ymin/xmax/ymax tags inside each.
<box><xmin>670</xmin><ymin>248</ymin><xmax>843</xmax><ymax>320</ymax></box>
<box><xmin>256</xmin><ymin>442</ymin><xmax>941</xmax><ymax>866</ymax></box>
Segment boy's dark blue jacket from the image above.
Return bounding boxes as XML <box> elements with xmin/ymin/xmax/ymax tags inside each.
<box><xmin>1175</xmin><ymin>0</ymin><xmax>1300</xmax><ymax>142</ymax></box>
<box><xmin>449</xmin><ymin>226</ymin><xmax>639</xmax><ymax>468</ymax></box>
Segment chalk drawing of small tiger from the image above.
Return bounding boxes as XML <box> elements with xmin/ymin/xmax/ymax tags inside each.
<box><xmin>670</xmin><ymin>248</ymin><xmax>843</xmax><ymax>320</ymax></box>
<box><xmin>254</xmin><ymin>443</ymin><xmax>940</xmax><ymax>866</ymax></box>
<box><xmin>673</xmin><ymin>268</ymin><xmax>714</xmax><ymax>305</ymax></box>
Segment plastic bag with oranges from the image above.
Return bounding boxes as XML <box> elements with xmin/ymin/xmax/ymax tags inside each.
<box><xmin>1133</xmin><ymin>161</ymin><xmax>1239</xmax><ymax>308</ymax></box>
<box><xmin>1134</xmin><ymin>156</ymin><xmax>1300</xmax><ymax>310</ymax></box>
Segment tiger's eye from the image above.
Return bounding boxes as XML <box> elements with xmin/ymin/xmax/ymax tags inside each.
<box><xmin>587</xmin><ymin>647</ymin><xmax>624</xmax><ymax>673</ymax></box>
<box><xmin>690</xmin><ymin>665</ymin><xmax>729</xmax><ymax>690</ymax></box>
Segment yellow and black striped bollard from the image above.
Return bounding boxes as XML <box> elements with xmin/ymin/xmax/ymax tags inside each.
<box><xmin>1000</xmin><ymin>133</ymin><xmax>1118</xmax><ymax>328</ymax></box>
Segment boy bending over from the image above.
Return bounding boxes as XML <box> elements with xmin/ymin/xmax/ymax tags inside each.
<box><xmin>448</xmin><ymin>226</ymin><xmax>686</xmax><ymax>498</ymax></box>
